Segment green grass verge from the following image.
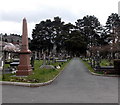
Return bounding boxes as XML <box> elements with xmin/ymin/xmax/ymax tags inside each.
<box><xmin>4</xmin><ymin>64</ymin><xmax>10</xmax><ymax>69</ymax></box>
<box><xmin>81</xmin><ymin>59</ymin><xmax>94</xmax><ymax>73</ymax></box>
<box><xmin>81</xmin><ymin>59</ymin><xmax>104</xmax><ymax>75</ymax></box>
<box><xmin>0</xmin><ymin>75</ymin><xmax>2</xmax><ymax>81</ymax></box>
<box><xmin>2</xmin><ymin>59</ymin><xmax>70</xmax><ymax>83</ymax></box>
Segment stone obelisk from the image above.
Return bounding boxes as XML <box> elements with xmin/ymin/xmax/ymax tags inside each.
<box><xmin>16</xmin><ymin>18</ymin><xmax>32</xmax><ymax>76</ymax></box>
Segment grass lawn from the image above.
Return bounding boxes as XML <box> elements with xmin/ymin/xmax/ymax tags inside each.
<box><xmin>2</xmin><ymin>59</ymin><xmax>70</xmax><ymax>83</ymax></box>
<box><xmin>100</xmin><ymin>59</ymin><xmax>113</xmax><ymax>66</ymax></box>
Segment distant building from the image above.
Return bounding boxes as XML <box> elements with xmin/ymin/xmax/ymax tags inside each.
<box><xmin>0</xmin><ymin>33</ymin><xmax>31</xmax><ymax>63</ymax></box>
<box><xmin>1</xmin><ymin>33</ymin><xmax>31</xmax><ymax>45</ymax></box>
<box><xmin>0</xmin><ymin>33</ymin><xmax>31</xmax><ymax>52</ymax></box>
<box><xmin>2</xmin><ymin>33</ymin><xmax>22</xmax><ymax>44</ymax></box>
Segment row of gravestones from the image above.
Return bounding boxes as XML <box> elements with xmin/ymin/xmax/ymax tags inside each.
<box><xmin>33</xmin><ymin>52</ymin><xmax>69</xmax><ymax>70</ymax></box>
<box><xmin>82</xmin><ymin>57</ymin><xmax>120</xmax><ymax>75</ymax></box>
<box><xmin>3</xmin><ymin>51</ymin><xmax>70</xmax><ymax>74</ymax></box>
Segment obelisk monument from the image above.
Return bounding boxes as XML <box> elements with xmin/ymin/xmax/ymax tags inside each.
<box><xmin>16</xmin><ymin>18</ymin><xmax>32</xmax><ymax>76</ymax></box>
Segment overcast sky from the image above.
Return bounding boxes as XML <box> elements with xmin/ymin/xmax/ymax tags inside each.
<box><xmin>0</xmin><ymin>0</ymin><xmax>119</xmax><ymax>38</ymax></box>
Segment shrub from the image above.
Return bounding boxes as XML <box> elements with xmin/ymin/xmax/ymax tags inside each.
<box><xmin>114</xmin><ymin>59</ymin><xmax>120</xmax><ymax>70</ymax></box>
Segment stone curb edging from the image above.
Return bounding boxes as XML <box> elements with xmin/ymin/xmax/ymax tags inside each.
<box><xmin>88</xmin><ymin>69</ymin><xmax>120</xmax><ymax>77</ymax></box>
<box><xmin>0</xmin><ymin>78</ymin><xmax>54</xmax><ymax>87</ymax></box>
<box><xmin>81</xmin><ymin>60</ymin><xmax>119</xmax><ymax>77</ymax></box>
<box><xmin>0</xmin><ymin>61</ymin><xmax>70</xmax><ymax>87</ymax></box>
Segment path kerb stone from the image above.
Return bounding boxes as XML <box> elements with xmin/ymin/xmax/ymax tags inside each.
<box><xmin>0</xmin><ymin>74</ymin><xmax>57</xmax><ymax>87</ymax></box>
<box><xmin>88</xmin><ymin>69</ymin><xmax>120</xmax><ymax>77</ymax></box>
<box><xmin>0</xmin><ymin>61</ymin><xmax>70</xmax><ymax>87</ymax></box>
<box><xmin>81</xmin><ymin>59</ymin><xmax>119</xmax><ymax>77</ymax></box>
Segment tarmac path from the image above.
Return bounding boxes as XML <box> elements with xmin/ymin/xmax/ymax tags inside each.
<box><xmin>2</xmin><ymin>58</ymin><xmax>118</xmax><ymax>103</ymax></box>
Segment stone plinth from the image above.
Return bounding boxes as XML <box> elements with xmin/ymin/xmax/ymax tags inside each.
<box><xmin>16</xmin><ymin>18</ymin><xmax>32</xmax><ymax>76</ymax></box>
<box><xmin>40</xmin><ymin>65</ymin><xmax>55</xmax><ymax>69</ymax></box>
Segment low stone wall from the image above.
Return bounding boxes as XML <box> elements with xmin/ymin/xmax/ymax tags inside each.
<box><xmin>114</xmin><ymin>59</ymin><xmax>120</xmax><ymax>75</ymax></box>
<box><xmin>95</xmin><ymin>65</ymin><xmax>119</xmax><ymax>75</ymax></box>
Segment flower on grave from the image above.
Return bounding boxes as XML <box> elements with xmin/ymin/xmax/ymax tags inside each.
<box><xmin>10</xmin><ymin>79</ymin><xmax>15</xmax><ymax>82</ymax></box>
<box><xmin>11</xmin><ymin>70</ymin><xmax>17</xmax><ymax>74</ymax></box>
<box><xmin>56</xmin><ymin>65</ymin><xmax>60</xmax><ymax>69</ymax></box>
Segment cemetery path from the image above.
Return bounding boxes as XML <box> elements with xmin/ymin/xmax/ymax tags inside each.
<box><xmin>2</xmin><ymin>58</ymin><xmax>118</xmax><ymax>103</ymax></box>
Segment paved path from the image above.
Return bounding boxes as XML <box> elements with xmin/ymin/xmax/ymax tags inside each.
<box><xmin>2</xmin><ymin>58</ymin><xmax>118</xmax><ymax>103</ymax></box>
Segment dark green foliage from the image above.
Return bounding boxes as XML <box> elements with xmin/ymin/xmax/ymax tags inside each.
<box><xmin>106</xmin><ymin>13</ymin><xmax>120</xmax><ymax>31</ymax></box>
<box><xmin>64</xmin><ymin>30</ymin><xmax>87</xmax><ymax>56</ymax></box>
<box><xmin>30</xmin><ymin>13</ymin><xmax>120</xmax><ymax>57</ymax></box>
<box><xmin>76</xmin><ymin>15</ymin><xmax>101</xmax><ymax>46</ymax></box>
<box><xmin>114</xmin><ymin>59</ymin><xmax>120</xmax><ymax>70</ymax></box>
<box><xmin>31</xmin><ymin>16</ymin><xmax>87</xmax><ymax>56</ymax></box>
<box><xmin>105</xmin><ymin>13</ymin><xmax>120</xmax><ymax>43</ymax></box>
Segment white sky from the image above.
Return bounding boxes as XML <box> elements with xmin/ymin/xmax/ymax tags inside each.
<box><xmin>0</xmin><ymin>0</ymin><xmax>119</xmax><ymax>38</ymax></box>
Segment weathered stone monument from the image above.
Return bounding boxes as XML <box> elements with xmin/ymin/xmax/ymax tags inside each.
<box><xmin>16</xmin><ymin>18</ymin><xmax>32</xmax><ymax>76</ymax></box>
<box><xmin>40</xmin><ymin>51</ymin><xmax>55</xmax><ymax>70</ymax></box>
